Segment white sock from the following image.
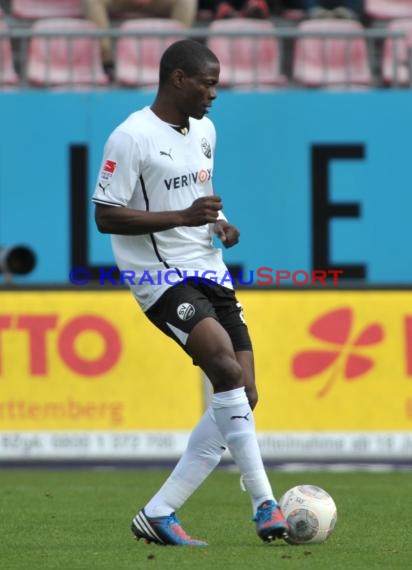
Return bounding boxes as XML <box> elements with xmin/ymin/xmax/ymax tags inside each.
<box><xmin>144</xmin><ymin>407</ymin><xmax>226</xmax><ymax>517</ymax></box>
<box><xmin>211</xmin><ymin>387</ymin><xmax>275</xmax><ymax>514</ymax></box>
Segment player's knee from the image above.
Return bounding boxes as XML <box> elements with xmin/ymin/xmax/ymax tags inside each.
<box><xmin>208</xmin><ymin>352</ymin><xmax>242</xmax><ymax>392</ymax></box>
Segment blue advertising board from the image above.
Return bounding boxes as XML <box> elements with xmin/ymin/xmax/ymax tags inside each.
<box><xmin>0</xmin><ymin>90</ymin><xmax>411</xmax><ymax>284</ymax></box>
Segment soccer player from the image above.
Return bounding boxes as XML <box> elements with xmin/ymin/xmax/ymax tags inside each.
<box><xmin>92</xmin><ymin>39</ymin><xmax>288</xmax><ymax>546</ymax></box>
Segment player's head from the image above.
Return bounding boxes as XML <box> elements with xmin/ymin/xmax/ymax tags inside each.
<box><xmin>158</xmin><ymin>40</ymin><xmax>220</xmax><ymax>120</ymax></box>
<box><xmin>159</xmin><ymin>40</ymin><xmax>219</xmax><ymax>85</ymax></box>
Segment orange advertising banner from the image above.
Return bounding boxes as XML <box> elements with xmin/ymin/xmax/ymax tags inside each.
<box><xmin>0</xmin><ymin>291</ymin><xmax>202</xmax><ymax>431</ymax></box>
<box><xmin>1</xmin><ymin>290</ymin><xmax>412</xmax><ymax>460</ymax></box>
<box><xmin>237</xmin><ymin>290</ymin><xmax>412</xmax><ymax>431</ymax></box>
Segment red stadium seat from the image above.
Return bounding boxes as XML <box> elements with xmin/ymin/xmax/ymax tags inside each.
<box><xmin>207</xmin><ymin>19</ymin><xmax>286</xmax><ymax>88</ymax></box>
<box><xmin>382</xmin><ymin>19</ymin><xmax>412</xmax><ymax>86</ymax></box>
<box><xmin>27</xmin><ymin>19</ymin><xmax>108</xmax><ymax>87</ymax></box>
<box><xmin>292</xmin><ymin>19</ymin><xmax>373</xmax><ymax>88</ymax></box>
<box><xmin>0</xmin><ymin>20</ymin><xmax>19</xmax><ymax>86</ymax></box>
<box><xmin>365</xmin><ymin>0</ymin><xmax>412</xmax><ymax>20</ymax></box>
<box><xmin>116</xmin><ymin>19</ymin><xmax>185</xmax><ymax>87</ymax></box>
<box><xmin>280</xmin><ymin>8</ymin><xmax>305</xmax><ymax>21</ymax></box>
<box><xmin>12</xmin><ymin>0</ymin><xmax>82</xmax><ymax>19</ymax></box>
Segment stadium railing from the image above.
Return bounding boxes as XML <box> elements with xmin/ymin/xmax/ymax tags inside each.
<box><xmin>0</xmin><ymin>25</ymin><xmax>408</xmax><ymax>89</ymax></box>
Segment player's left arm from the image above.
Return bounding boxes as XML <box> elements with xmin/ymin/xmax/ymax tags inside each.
<box><xmin>209</xmin><ymin>121</ymin><xmax>239</xmax><ymax>248</ymax></box>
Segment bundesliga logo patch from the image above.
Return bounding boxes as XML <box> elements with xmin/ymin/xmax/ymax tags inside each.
<box><xmin>103</xmin><ymin>159</ymin><xmax>117</xmax><ymax>173</ymax></box>
<box><xmin>101</xmin><ymin>159</ymin><xmax>117</xmax><ymax>181</ymax></box>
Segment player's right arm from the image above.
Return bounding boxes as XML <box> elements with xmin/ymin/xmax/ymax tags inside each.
<box><xmin>92</xmin><ymin>129</ymin><xmax>222</xmax><ymax>235</ymax></box>
<box><xmin>95</xmin><ymin>196</ymin><xmax>223</xmax><ymax>235</ymax></box>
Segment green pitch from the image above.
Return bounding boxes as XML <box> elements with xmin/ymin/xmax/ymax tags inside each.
<box><xmin>1</xmin><ymin>468</ymin><xmax>410</xmax><ymax>569</ymax></box>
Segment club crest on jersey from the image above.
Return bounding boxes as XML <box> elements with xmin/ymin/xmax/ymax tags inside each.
<box><xmin>177</xmin><ymin>303</ymin><xmax>195</xmax><ymax>321</ymax></box>
<box><xmin>201</xmin><ymin>138</ymin><xmax>212</xmax><ymax>159</ymax></box>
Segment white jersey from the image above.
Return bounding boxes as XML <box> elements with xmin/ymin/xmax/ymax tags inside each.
<box><xmin>92</xmin><ymin>106</ymin><xmax>232</xmax><ymax>311</ymax></box>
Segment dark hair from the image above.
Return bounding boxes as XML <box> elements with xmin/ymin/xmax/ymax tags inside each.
<box><xmin>159</xmin><ymin>40</ymin><xmax>219</xmax><ymax>85</ymax></box>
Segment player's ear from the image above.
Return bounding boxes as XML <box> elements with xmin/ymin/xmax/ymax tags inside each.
<box><xmin>171</xmin><ymin>68</ymin><xmax>186</xmax><ymax>88</ymax></box>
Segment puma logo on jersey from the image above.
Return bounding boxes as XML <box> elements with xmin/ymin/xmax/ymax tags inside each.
<box><xmin>230</xmin><ymin>413</ymin><xmax>250</xmax><ymax>421</ymax></box>
<box><xmin>160</xmin><ymin>149</ymin><xmax>173</xmax><ymax>160</ymax></box>
<box><xmin>98</xmin><ymin>182</ymin><xmax>110</xmax><ymax>193</ymax></box>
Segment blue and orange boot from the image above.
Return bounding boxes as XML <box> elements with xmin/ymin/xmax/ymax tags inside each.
<box><xmin>131</xmin><ymin>509</ymin><xmax>208</xmax><ymax>546</ymax></box>
<box><xmin>254</xmin><ymin>500</ymin><xmax>289</xmax><ymax>542</ymax></box>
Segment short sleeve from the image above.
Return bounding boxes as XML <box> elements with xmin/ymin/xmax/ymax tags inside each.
<box><xmin>92</xmin><ymin>130</ymin><xmax>140</xmax><ymax>207</ymax></box>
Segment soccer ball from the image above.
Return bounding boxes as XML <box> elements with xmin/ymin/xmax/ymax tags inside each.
<box><xmin>279</xmin><ymin>485</ymin><xmax>337</xmax><ymax>545</ymax></box>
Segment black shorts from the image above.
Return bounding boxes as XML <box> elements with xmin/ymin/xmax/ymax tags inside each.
<box><xmin>146</xmin><ymin>278</ymin><xmax>252</xmax><ymax>353</ymax></box>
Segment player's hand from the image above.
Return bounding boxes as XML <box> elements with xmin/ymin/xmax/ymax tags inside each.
<box><xmin>181</xmin><ymin>196</ymin><xmax>223</xmax><ymax>226</ymax></box>
<box><xmin>214</xmin><ymin>220</ymin><xmax>240</xmax><ymax>248</ymax></box>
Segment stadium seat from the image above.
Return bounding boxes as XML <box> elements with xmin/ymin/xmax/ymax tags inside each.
<box><xmin>116</xmin><ymin>19</ymin><xmax>185</xmax><ymax>87</ymax></box>
<box><xmin>382</xmin><ymin>19</ymin><xmax>412</xmax><ymax>86</ymax></box>
<box><xmin>207</xmin><ymin>19</ymin><xmax>286</xmax><ymax>88</ymax></box>
<box><xmin>280</xmin><ymin>8</ymin><xmax>305</xmax><ymax>21</ymax></box>
<box><xmin>12</xmin><ymin>0</ymin><xmax>82</xmax><ymax>19</ymax></box>
<box><xmin>292</xmin><ymin>19</ymin><xmax>373</xmax><ymax>88</ymax></box>
<box><xmin>0</xmin><ymin>20</ymin><xmax>19</xmax><ymax>86</ymax></box>
<box><xmin>365</xmin><ymin>0</ymin><xmax>412</xmax><ymax>20</ymax></box>
<box><xmin>27</xmin><ymin>19</ymin><xmax>108</xmax><ymax>87</ymax></box>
